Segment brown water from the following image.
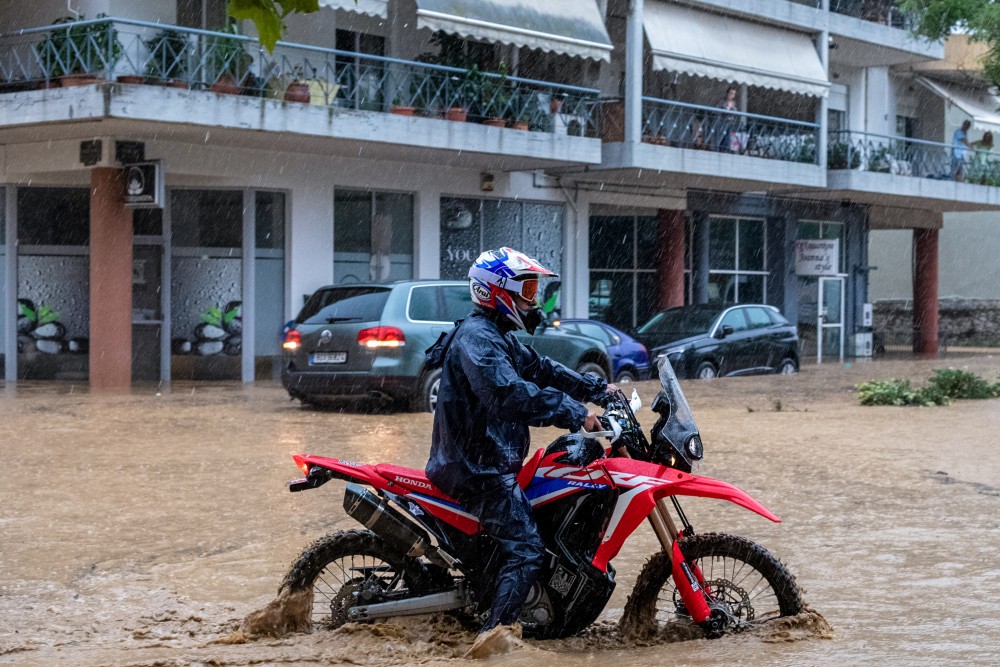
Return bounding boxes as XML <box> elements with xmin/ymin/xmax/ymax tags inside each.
<box><xmin>2</xmin><ymin>354</ymin><xmax>1000</xmax><ymax>666</ymax></box>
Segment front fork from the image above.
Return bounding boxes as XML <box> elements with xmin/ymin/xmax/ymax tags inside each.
<box><xmin>648</xmin><ymin>498</ymin><xmax>715</xmax><ymax>627</ymax></box>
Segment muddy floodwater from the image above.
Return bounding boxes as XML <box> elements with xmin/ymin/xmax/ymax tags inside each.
<box><xmin>2</xmin><ymin>355</ymin><xmax>1000</xmax><ymax>666</ymax></box>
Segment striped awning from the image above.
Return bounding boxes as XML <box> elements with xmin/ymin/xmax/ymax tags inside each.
<box><xmin>414</xmin><ymin>0</ymin><xmax>613</xmax><ymax>62</ymax></box>
<box><xmin>318</xmin><ymin>0</ymin><xmax>388</xmax><ymax>19</ymax></box>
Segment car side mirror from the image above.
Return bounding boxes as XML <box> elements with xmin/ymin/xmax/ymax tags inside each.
<box><xmin>611</xmin><ymin>334</ymin><xmax>621</xmax><ymax>345</ymax></box>
<box><xmin>716</xmin><ymin>325</ymin><xmax>734</xmax><ymax>339</ymax></box>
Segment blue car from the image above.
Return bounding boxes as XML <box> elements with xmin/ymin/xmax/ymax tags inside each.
<box><xmin>552</xmin><ymin>319</ymin><xmax>652</xmax><ymax>383</ymax></box>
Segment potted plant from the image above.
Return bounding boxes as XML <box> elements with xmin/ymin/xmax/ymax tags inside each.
<box><xmin>828</xmin><ymin>141</ymin><xmax>860</xmax><ymax>169</ymax></box>
<box><xmin>283</xmin><ymin>65</ymin><xmax>310</xmax><ymax>103</ymax></box>
<box><xmin>206</xmin><ymin>23</ymin><xmax>251</xmax><ymax>95</ymax></box>
<box><xmin>482</xmin><ymin>62</ymin><xmax>511</xmax><ymax>128</ymax></box>
<box><xmin>390</xmin><ymin>95</ymin><xmax>415</xmax><ymax>116</ymax></box>
<box><xmin>446</xmin><ymin>65</ymin><xmax>484</xmax><ymax>122</ymax></box>
<box><xmin>144</xmin><ymin>28</ymin><xmax>190</xmax><ymax>87</ymax></box>
<box><xmin>35</xmin><ymin>14</ymin><xmax>123</xmax><ymax>87</ymax></box>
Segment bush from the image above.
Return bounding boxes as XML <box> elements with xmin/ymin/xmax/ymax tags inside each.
<box><xmin>928</xmin><ymin>368</ymin><xmax>999</xmax><ymax>400</ymax></box>
<box><xmin>856</xmin><ymin>379</ymin><xmax>949</xmax><ymax>407</ymax></box>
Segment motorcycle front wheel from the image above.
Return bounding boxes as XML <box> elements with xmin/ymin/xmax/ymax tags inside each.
<box><xmin>626</xmin><ymin>532</ymin><xmax>803</xmax><ymax>639</ymax></box>
<box><xmin>280</xmin><ymin>529</ymin><xmax>427</xmax><ymax>630</ymax></box>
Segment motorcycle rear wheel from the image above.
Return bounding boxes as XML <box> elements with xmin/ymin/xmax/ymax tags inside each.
<box><xmin>280</xmin><ymin>529</ymin><xmax>427</xmax><ymax>630</ymax></box>
<box><xmin>628</xmin><ymin>532</ymin><xmax>803</xmax><ymax>638</ymax></box>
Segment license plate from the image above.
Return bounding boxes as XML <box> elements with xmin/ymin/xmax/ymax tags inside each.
<box><xmin>310</xmin><ymin>352</ymin><xmax>347</xmax><ymax>364</ymax></box>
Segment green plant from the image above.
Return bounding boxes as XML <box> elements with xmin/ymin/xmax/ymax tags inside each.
<box><xmin>828</xmin><ymin>141</ymin><xmax>860</xmax><ymax>169</ymax></box>
<box><xmin>35</xmin><ymin>14</ymin><xmax>123</xmax><ymax>79</ymax></box>
<box><xmin>18</xmin><ymin>301</ymin><xmax>60</xmax><ymax>326</ymax></box>
<box><xmin>856</xmin><ymin>379</ymin><xmax>950</xmax><ymax>407</ymax></box>
<box><xmin>144</xmin><ymin>28</ymin><xmax>190</xmax><ymax>81</ymax></box>
<box><xmin>205</xmin><ymin>23</ymin><xmax>252</xmax><ymax>83</ymax></box>
<box><xmin>928</xmin><ymin>368</ymin><xmax>1000</xmax><ymax>399</ymax></box>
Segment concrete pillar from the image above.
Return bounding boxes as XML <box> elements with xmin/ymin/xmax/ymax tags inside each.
<box><xmin>693</xmin><ymin>215</ymin><xmax>710</xmax><ymax>304</ymax></box>
<box><xmin>89</xmin><ymin>168</ymin><xmax>133</xmax><ymax>389</ymax></box>
<box><xmin>656</xmin><ymin>209</ymin><xmax>685</xmax><ymax>309</ymax></box>
<box><xmin>913</xmin><ymin>227</ymin><xmax>938</xmax><ymax>357</ymax></box>
<box><xmin>624</xmin><ymin>0</ymin><xmax>644</xmax><ymax>144</ymax></box>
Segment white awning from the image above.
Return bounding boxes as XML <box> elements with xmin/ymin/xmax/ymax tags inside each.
<box><xmin>414</xmin><ymin>0</ymin><xmax>613</xmax><ymax>62</ymax></box>
<box><xmin>916</xmin><ymin>77</ymin><xmax>1000</xmax><ymax>133</ymax></box>
<box><xmin>318</xmin><ymin>0</ymin><xmax>387</xmax><ymax>19</ymax></box>
<box><xmin>644</xmin><ymin>2</ymin><xmax>829</xmax><ymax>98</ymax></box>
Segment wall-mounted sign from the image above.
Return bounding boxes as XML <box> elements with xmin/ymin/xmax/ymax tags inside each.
<box><xmin>123</xmin><ymin>161</ymin><xmax>164</xmax><ymax>209</ymax></box>
<box><xmin>795</xmin><ymin>239</ymin><xmax>839</xmax><ymax>276</ymax></box>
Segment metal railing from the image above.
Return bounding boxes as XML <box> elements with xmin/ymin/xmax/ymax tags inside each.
<box><xmin>641</xmin><ymin>97</ymin><xmax>820</xmax><ymax>164</ymax></box>
<box><xmin>0</xmin><ymin>17</ymin><xmax>601</xmax><ymax>135</ymax></box>
<box><xmin>828</xmin><ymin>130</ymin><xmax>1000</xmax><ymax>184</ymax></box>
<box><xmin>791</xmin><ymin>1</ymin><xmax>913</xmax><ymax>29</ymax></box>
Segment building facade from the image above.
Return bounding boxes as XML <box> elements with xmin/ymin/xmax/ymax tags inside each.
<box><xmin>0</xmin><ymin>0</ymin><xmax>993</xmax><ymax>388</ymax></box>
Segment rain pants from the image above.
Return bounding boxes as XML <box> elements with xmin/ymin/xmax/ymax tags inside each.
<box><xmin>424</xmin><ymin>306</ymin><xmax>608</xmax><ymax>629</ymax></box>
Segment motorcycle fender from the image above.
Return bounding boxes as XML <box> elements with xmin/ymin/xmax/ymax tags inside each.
<box><xmin>591</xmin><ymin>458</ymin><xmax>780</xmax><ymax>571</ymax></box>
<box><xmin>291</xmin><ymin>454</ymin><xmax>387</xmax><ymax>490</ymax></box>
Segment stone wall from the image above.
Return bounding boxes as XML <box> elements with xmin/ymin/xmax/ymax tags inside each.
<box><xmin>873</xmin><ymin>299</ymin><xmax>1000</xmax><ymax>347</ymax></box>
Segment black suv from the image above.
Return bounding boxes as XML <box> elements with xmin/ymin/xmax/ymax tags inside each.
<box><xmin>281</xmin><ymin>281</ymin><xmax>613</xmax><ymax>410</ymax></box>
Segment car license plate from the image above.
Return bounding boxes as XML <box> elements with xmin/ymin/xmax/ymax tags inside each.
<box><xmin>310</xmin><ymin>352</ymin><xmax>347</xmax><ymax>365</ymax></box>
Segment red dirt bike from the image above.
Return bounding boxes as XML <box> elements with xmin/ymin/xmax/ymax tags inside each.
<box><xmin>282</xmin><ymin>359</ymin><xmax>803</xmax><ymax>639</ymax></box>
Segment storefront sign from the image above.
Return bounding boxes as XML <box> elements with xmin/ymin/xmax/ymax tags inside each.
<box><xmin>123</xmin><ymin>161</ymin><xmax>164</xmax><ymax>209</ymax></box>
<box><xmin>795</xmin><ymin>239</ymin><xmax>839</xmax><ymax>276</ymax></box>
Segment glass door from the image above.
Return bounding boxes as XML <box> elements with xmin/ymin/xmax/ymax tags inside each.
<box><xmin>818</xmin><ymin>276</ymin><xmax>845</xmax><ymax>363</ymax></box>
<box><xmin>132</xmin><ymin>242</ymin><xmax>165</xmax><ymax>382</ymax></box>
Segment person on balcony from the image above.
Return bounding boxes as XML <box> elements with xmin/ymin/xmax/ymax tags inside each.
<box><xmin>952</xmin><ymin>119</ymin><xmax>973</xmax><ymax>181</ymax></box>
<box><xmin>716</xmin><ymin>86</ymin><xmax>742</xmax><ymax>153</ymax></box>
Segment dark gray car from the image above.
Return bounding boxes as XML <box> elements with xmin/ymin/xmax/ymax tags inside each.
<box><xmin>635</xmin><ymin>304</ymin><xmax>799</xmax><ymax>379</ymax></box>
<box><xmin>281</xmin><ymin>280</ymin><xmax>612</xmax><ymax>410</ymax></box>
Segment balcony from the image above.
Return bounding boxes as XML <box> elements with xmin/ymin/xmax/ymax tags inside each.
<box><xmin>594</xmin><ymin>97</ymin><xmax>824</xmax><ymax>192</ymax></box>
<box><xmin>0</xmin><ymin>17</ymin><xmax>603</xmax><ymax>170</ymax></box>
<box><xmin>824</xmin><ymin>130</ymin><xmax>1000</xmax><ymax>211</ymax></box>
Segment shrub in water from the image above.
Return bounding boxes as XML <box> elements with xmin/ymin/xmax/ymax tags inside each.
<box><xmin>928</xmin><ymin>368</ymin><xmax>999</xmax><ymax>400</ymax></box>
<box><xmin>856</xmin><ymin>379</ymin><xmax>950</xmax><ymax>407</ymax></box>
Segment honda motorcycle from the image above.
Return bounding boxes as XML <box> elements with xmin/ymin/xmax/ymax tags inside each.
<box><xmin>281</xmin><ymin>359</ymin><xmax>803</xmax><ymax>639</ymax></box>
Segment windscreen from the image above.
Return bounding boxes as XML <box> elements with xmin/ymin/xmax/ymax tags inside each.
<box><xmin>638</xmin><ymin>307</ymin><xmax>717</xmax><ymax>337</ymax></box>
<box><xmin>297</xmin><ymin>287</ymin><xmax>391</xmax><ymax>325</ymax></box>
<box><xmin>658</xmin><ymin>356</ymin><xmax>697</xmax><ymax>430</ymax></box>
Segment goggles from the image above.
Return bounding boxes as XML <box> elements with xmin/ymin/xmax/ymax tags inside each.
<box><xmin>469</xmin><ymin>267</ymin><xmax>540</xmax><ymax>302</ymax></box>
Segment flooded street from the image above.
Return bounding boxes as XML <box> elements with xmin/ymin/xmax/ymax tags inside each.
<box><xmin>2</xmin><ymin>354</ymin><xmax>1000</xmax><ymax>666</ymax></box>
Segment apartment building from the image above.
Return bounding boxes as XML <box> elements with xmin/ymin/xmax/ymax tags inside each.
<box><xmin>0</xmin><ymin>0</ymin><xmax>988</xmax><ymax>388</ymax></box>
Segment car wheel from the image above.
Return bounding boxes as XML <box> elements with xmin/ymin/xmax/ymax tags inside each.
<box><xmin>695</xmin><ymin>360</ymin><xmax>718</xmax><ymax>380</ymax></box>
<box><xmin>576</xmin><ymin>362</ymin><xmax>609</xmax><ymax>383</ymax></box>
<box><xmin>776</xmin><ymin>358</ymin><xmax>798</xmax><ymax>375</ymax></box>
<box><xmin>615</xmin><ymin>368</ymin><xmax>639</xmax><ymax>384</ymax></box>
<box><xmin>418</xmin><ymin>368</ymin><xmax>442</xmax><ymax>413</ymax></box>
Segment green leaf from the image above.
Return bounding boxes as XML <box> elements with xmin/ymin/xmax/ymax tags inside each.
<box><xmin>228</xmin><ymin>0</ymin><xmax>321</xmax><ymax>52</ymax></box>
<box><xmin>202</xmin><ymin>306</ymin><xmax>224</xmax><ymax>326</ymax></box>
<box><xmin>223</xmin><ymin>304</ymin><xmax>241</xmax><ymax>324</ymax></box>
<box><xmin>541</xmin><ymin>290</ymin><xmax>559</xmax><ymax>315</ymax></box>
<box><xmin>37</xmin><ymin>305</ymin><xmax>60</xmax><ymax>325</ymax></box>
<box><xmin>18</xmin><ymin>302</ymin><xmax>37</xmax><ymax>322</ymax></box>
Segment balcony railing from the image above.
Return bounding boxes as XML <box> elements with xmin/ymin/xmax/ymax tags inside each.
<box><xmin>641</xmin><ymin>97</ymin><xmax>820</xmax><ymax>165</ymax></box>
<box><xmin>0</xmin><ymin>17</ymin><xmax>601</xmax><ymax>135</ymax></box>
<box><xmin>791</xmin><ymin>0</ymin><xmax>912</xmax><ymax>28</ymax></box>
<box><xmin>829</xmin><ymin>130</ymin><xmax>1000</xmax><ymax>184</ymax></box>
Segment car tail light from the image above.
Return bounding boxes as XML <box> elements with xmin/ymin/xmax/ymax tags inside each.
<box><xmin>282</xmin><ymin>329</ymin><xmax>302</xmax><ymax>350</ymax></box>
<box><xmin>358</xmin><ymin>326</ymin><xmax>406</xmax><ymax>348</ymax></box>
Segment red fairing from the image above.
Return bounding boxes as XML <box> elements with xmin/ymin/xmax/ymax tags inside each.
<box><xmin>590</xmin><ymin>457</ymin><xmax>780</xmax><ymax>571</ymax></box>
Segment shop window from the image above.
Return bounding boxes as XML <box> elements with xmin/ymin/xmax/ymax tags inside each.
<box><xmin>440</xmin><ymin>197</ymin><xmax>563</xmax><ymax>310</ymax></box>
<box><xmin>170</xmin><ymin>189</ymin><xmax>243</xmax><ymax>380</ymax></box>
<box><xmin>707</xmin><ymin>216</ymin><xmax>768</xmax><ymax>304</ymax></box>
<box><xmin>16</xmin><ymin>188</ymin><xmax>91</xmax><ymax>381</ymax></box>
<box><xmin>589</xmin><ymin>215</ymin><xmax>662</xmax><ymax>330</ymax></box>
<box><xmin>335</xmin><ymin>189</ymin><xmax>413</xmax><ymax>284</ymax></box>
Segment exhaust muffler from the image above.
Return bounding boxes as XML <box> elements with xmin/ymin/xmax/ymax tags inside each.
<box><xmin>343</xmin><ymin>483</ymin><xmax>435</xmax><ymax>559</ymax></box>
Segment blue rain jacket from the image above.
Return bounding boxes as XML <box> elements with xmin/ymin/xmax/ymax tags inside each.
<box><xmin>425</xmin><ymin>307</ymin><xmax>608</xmax><ymax>499</ymax></box>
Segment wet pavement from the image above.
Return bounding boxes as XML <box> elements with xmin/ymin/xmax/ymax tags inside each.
<box><xmin>2</xmin><ymin>353</ymin><xmax>1000</xmax><ymax>666</ymax></box>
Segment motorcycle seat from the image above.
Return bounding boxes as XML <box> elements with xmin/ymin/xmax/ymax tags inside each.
<box><xmin>374</xmin><ymin>464</ymin><xmax>456</xmax><ymax>501</ymax></box>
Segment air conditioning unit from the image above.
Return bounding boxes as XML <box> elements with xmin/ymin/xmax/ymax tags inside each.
<box><xmin>854</xmin><ymin>332</ymin><xmax>873</xmax><ymax>357</ymax></box>
<box><xmin>862</xmin><ymin>303</ymin><xmax>873</xmax><ymax>328</ymax></box>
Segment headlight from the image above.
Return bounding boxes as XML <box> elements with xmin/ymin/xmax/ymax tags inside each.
<box><xmin>685</xmin><ymin>435</ymin><xmax>704</xmax><ymax>460</ymax></box>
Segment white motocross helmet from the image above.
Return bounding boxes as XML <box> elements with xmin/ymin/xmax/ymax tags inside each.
<box><xmin>468</xmin><ymin>248</ymin><xmax>557</xmax><ymax>332</ymax></box>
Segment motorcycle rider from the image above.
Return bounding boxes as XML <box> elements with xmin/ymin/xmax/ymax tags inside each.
<box><xmin>424</xmin><ymin>247</ymin><xmax>615</xmax><ymax>656</ymax></box>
